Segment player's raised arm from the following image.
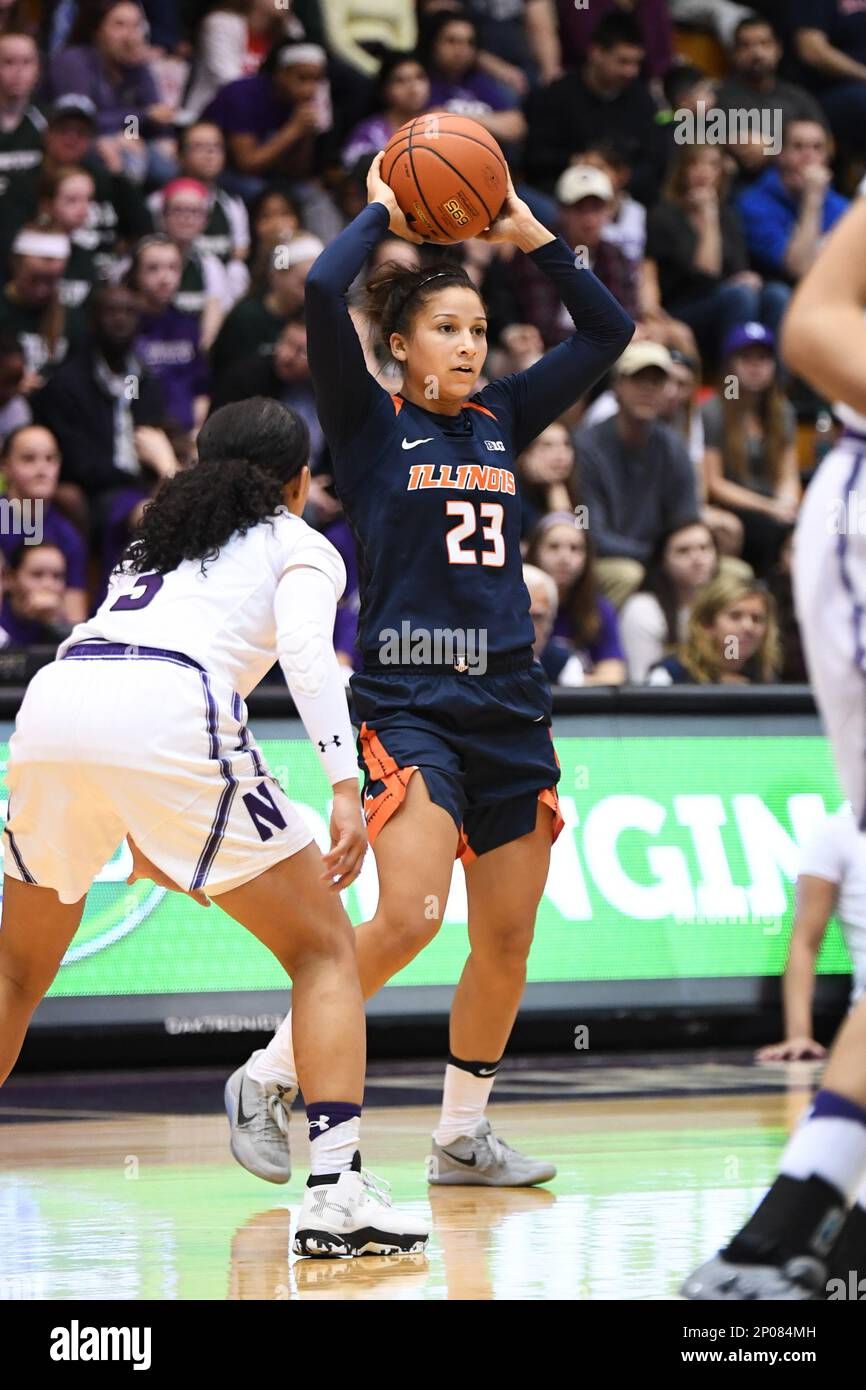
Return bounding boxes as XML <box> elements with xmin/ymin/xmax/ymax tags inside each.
<box><xmin>304</xmin><ymin>153</ymin><xmax>423</xmax><ymax>451</ymax></box>
<box><xmin>274</xmin><ymin>561</ymin><xmax>367</xmax><ymax>892</ymax></box>
<box><xmin>478</xmin><ymin>173</ymin><xmax>635</xmax><ymax>453</ymax></box>
<box><xmin>781</xmin><ymin>192</ymin><xmax>866</xmax><ymax>414</ymax></box>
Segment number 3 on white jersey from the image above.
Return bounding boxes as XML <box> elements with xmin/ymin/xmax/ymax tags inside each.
<box><xmin>445</xmin><ymin>501</ymin><xmax>505</xmax><ymax>567</ymax></box>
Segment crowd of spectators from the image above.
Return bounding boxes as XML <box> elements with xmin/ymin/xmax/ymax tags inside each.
<box><xmin>0</xmin><ymin>0</ymin><xmax>860</xmax><ymax>689</ymax></box>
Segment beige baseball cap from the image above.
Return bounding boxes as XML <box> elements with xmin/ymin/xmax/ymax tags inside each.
<box><xmin>555</xmin><ymin>164</ymin><xmax>615</xmax><ymax>206</ymax></box>
<box><xmin>615</xmin><ymin>341</ymin><xmax>674</xmax><ymax>377</ymax></box>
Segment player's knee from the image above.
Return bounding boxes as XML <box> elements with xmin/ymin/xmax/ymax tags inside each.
<box><xmin>377</xmin><ymin>894</ymin><xmax>444</xmax><ymax>961</ymax></box>
<box><xmin>476</xmin><ymin>920</ymin><xmax>535</xmax><ymax>971</ymax></box>
<box><xmin>0</xmin><ymin>946</ymin><xmax>54</xmax><ymax>1006</ymax></box>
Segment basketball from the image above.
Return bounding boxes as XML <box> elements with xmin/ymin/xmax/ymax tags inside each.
<box><xmin>381</xmin><ymin>113</ymin><xmax>508</xmax><ymax>245</ymax></box>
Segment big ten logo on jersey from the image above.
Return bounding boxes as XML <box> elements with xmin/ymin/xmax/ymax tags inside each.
<box><xmin>484</xmin><ymin>439</ymin><xmax>505</xmax><ymax>451</ymax></box>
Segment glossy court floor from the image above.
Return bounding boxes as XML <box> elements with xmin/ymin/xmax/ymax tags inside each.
<box><xmin>0</xmin><ymin>1053</ymin><xmax>819</xmax><ymax>1300</ymax></box>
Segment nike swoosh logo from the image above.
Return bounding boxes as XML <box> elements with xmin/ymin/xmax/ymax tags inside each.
<box><xmin>236</xmin><ymin>1075</ymin><xmax>255</xmax><ymax>1128</ymax></box>
<box><xmin>442</xmin><ymin>1149</ymin><xmax>477</xmax><ymax>1166</ymax></box>
<box><xmin>401</xmin><ymin>437</ymin><xmax>434</xmax><ymax>450</ymax></box>
<box><xmin>476</xmin><ymin>1067</ymin><xmax>499</xmax><ymax>1075</ymax></box>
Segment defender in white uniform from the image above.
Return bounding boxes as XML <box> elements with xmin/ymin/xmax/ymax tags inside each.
<box><xmin>0</xmin><ymin>398</ymin><xmax>427</xmax><ymax>1259</ymax></box>
<box><xmin>683</xmin><ymin>194</ymin><xmax>866</xmax><ymax>1300</ymax></box>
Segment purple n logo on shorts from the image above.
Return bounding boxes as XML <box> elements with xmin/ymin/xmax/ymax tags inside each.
<box><xmin>242</xmin><ymin>781</ymin><xmax>287</xmax><ymax>841</ymax></box>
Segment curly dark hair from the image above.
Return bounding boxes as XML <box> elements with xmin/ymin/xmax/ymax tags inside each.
<box><xmin>363</xmin><ymin>259</ymin><xmax>483</xmax><ymax>363</ymax></box>
<box><xmin>123</xmin><ymin>397</ymin><xmax>310</xmax><ymax>575</ymax></box>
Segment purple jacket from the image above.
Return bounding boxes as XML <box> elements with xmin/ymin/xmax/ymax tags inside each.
<box><xmin>48</xmin><ymin>45</ymin><xmax>159</xmax><ymax>135</ymax></box>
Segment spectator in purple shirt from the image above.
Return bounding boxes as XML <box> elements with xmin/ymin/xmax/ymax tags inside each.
<box><xmin>47</xmin><ymin>0</ymin><xmax>177</xmax><ymax>183</ymax></box>
<box><xmin>125</xmin><ymin>234</ymin><xmax>209</xmax><ymax>432</ymax></box>
<box><xmin>0</xmin><ymin>540</ymin><xmax>72</xmax><ymax>648</ymax></box>
<box><xmin>526</xmin><ymin>512</ymin><xmax>627</xmax><ymax>687</ymax></box>
<box><xmin>0</xmin><ymin>423</ymin><xmax>87</xmax><ymax>621</ymax></box>
<box><xmin>341</xmin><ymin>51</ymin><xmax>431</xmax><ymax>169</ymax></box>
<box><xmin>203</xmin><ymin>40</ymin><xmax>342</xmax><ymax>241</ymax></box>
<box><xmin>418</xmin><ymin>11</ymin><xmax>526</xmax><ymax>147</ymax></box>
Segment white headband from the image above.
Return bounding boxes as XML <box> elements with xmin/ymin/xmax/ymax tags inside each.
<box><xmin>277</xmin><ymin>43</ymin><xmax>326</xmax><ymax>68</ymax></box>
<box><xmin>12</xmin><ymin>230</ymin><xmax>71</xmax><ymax>259</ymax></box>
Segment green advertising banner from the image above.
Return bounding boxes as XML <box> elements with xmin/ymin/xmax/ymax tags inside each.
<box><xmin>0</xmin><ymin>734</ymin><xmax>851</xmax><ymax>997</ymax></box>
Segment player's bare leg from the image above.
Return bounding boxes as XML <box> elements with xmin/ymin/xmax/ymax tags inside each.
<box><xmin>425</xmin><ymin>802</ymin><xmax>558</xmax><ymax>1187</ymax></box>
<box><xmin>217</xmin><ymin>844</ymin><xmax>427</xmax><ymax>1255</ymax></box>
<box><xmin>0</xmin><ymin>877</ymin><xmax>85</xmax><ymax>1085</ymax></box>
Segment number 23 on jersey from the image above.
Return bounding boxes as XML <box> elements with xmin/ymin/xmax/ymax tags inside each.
<box><xmin>445</xmin><ymin>501</ymin><xmax>505</xmax><ymax>567</ymax></box>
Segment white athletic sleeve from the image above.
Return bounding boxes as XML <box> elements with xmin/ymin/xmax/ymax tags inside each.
<box><xmin>799</xmin><ymin>815</ymin><xmax>848</xmax><ymax>885</ymax></box>
<box><xmin>273</xmin><ymin>557</ymin><xmax>358</xmax><ymax>786</ymax></box>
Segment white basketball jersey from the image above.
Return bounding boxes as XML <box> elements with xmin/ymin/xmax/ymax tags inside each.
<box><xmin>59</xmin><ymin>509</ymin><xmax>346</xmax><ymax>698</ymax></box>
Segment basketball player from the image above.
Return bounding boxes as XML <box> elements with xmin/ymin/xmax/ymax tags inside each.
<box><xmin>757</xmin><ymin>802</ymin><xmax>866</xmax><ymax>1064</ymax></box>
<box><xmin>226</xmin><ymin>156</ymin><xmax>634</xmax><ymax>1187</ymax></box>
<box><xmin>683</xmin><ymin>195</ymin><xmax>866</xmax><ymax>1298</ymax></box>
<box><xmin>0</xmin><ymin>398</ymin><xmax>427</xmax><ymax>1259</ymax></box>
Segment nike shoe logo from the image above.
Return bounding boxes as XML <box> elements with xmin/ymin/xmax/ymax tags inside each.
<box><xmin>401</xmin><ymin>437</ymin><xmax>434</xmax><ymax>450</ymax></box>
<box><xmin>476</xmin><ymin>1067</ymin><xmax>499</xmax><ymax>1075</ymax></box>
<box><xmin>442</xmin><ymin>1149</ymin><xmax>477</xmax><ymax>1166</ymax></box>
<box><xmin>236</xmin><ymin>1075</ymin><xmax>256</xmax><ymax>1128</ymax></box>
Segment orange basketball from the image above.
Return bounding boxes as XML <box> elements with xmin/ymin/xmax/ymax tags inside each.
<box><xmin>381</xmin><ymin>113</ymin><xmax>508</xmax><ymax>245</ymax></box>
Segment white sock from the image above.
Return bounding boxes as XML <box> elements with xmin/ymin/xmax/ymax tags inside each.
<box><xmin>308</xmin><ymin>1113</ymin><xmax>361</xmax><ymax>1176</ymax></box>
<box><xmin>247</xmin><ymin>1010</ymin><xmax>297</xmax><ymax>1089</ymax></box>
<box><xmin>780</xmin><ymin>1093</ymin><xmax>866</xmax><ymax>1203</ymax></box>
<box><xmin>434</xmin><ymin>1062</ymin><xmax>498</xmax><ymax>1146</ymax></box>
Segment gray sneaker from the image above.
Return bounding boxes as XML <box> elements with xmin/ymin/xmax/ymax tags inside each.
<box><xmin>426</xmin><ymin>1117</ymin><xmax>556</xmax><ymax>1187</ymax></box>
<box><xmin>224</xmin><ymin>1050</ymin><xmax>297</xmax><ymax>1184</ymax></box>
<box><xmin>681</xmin><ymin>1252</ymin><xmax>826</xmax><ymax>1301</ymax></box>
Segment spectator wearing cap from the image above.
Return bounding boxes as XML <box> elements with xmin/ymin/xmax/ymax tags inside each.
<box><xmin>646</xmin><ymin>143</ymin><xmax>789</xmax><ymax>367</ymax></box>
<box><xmin>509</xmin><ymin>164</ymin><xmax>638</xmax><ymax>346</ymax></box>
<box><xmin>0</xmin><ymin>331</ymin><xmax>30</xmax><ymax>443</ymax></box>
<box><xmin>737</xmin><ymin>118</ymin><xmax>849</xmax><ymax>287</ymax></box>
<box><xmin>31</xmin><ymin>283</ymin><xmax>166</xmax><ymax>515</ymax></box>
<box><xmin>3</xmin><ymin>96</ymin><xmax>153</xmax><ymax>274</ymax></box>
<box><xmin>47</xmin><ymin>0</ymin><xmax>178</xmax><ymax>183</ymax></box>
<box><xmin>525</xmin><ymin>12</ymin><xmax>667</xmax><ymax>207</ymax></box>
<box><xmin>575</xmin><ymin>141</ymin><xmax>647</xmax><ymax>269</ymax></box>
<box><xmin>0</xmin><ymin>31</ymin><xmax>43</xmax><ymax>199</ymax></box>
<box><xmin>574</xmin><ymin>341</ymin><xmax>700</xmax><ymax>608</ymax></box>
<box><xmin>0</xmin><ymin>424</ymin><xmax>88</xmax><ymax>621</ymax></box>
<box><xmin>203</xmin><ymin>41</ymin><xmax>342</xmax><ymax>242</ymax></box>
<box><xmin>525</xmin><ymin>514</ymin><xmax>627</xmax><ymax>687</ymax></box>
<box><xmin>148</xmin><ymin>124</ymin><xmax>251</xmax><ymax>303</ymax></box>
<box><xmin>341</xmin><ymin>51</ymin><xmax>430</xmax><ymax>169</ymax></box>
<box><xmin>511</xmin><ymin>164</ymin><xmax>695</xmax><ymax>356</ymax></box>
<box><xmin>701</xmin><ymin>321</ymin><xmax>800</xmax><ymax>577</ymax></box>
<box><xmin>150</xmin><ymin>178</ymin><xmax>232</xmax><ymax>349</ymax></box>
<box><xmin>0</xmin><ymin>225</ymin><xmax>84</xmax><ymax>387</ymax></box>
<box><xmin>209</xmin><ymin>231</ymin><xmax>322</xmax><ymax>385</ymax></box>
<box><xmin>182</xmin><ymin>0</ymin><xmax>302</xmax><ymax>121</ymax></box>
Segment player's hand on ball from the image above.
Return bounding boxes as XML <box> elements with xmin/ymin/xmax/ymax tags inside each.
<box><xmin>322</xmin><ymin>780</ymin><xmax>367</xmax><ymax>891</ymax></box>
<box><xmin>367</xmin><ymin>151</ymin><xmax>424</xmax><ymax>244</ymax></box>
<box><xmin>475</xmin><ymin>170</ymin><xmax>553</xmax><ymax>252</ymax></box>
<box><xmin>756</xmin><ymin>1037</ymin><xmax>827</xmax><ymax>1062</ymax></box>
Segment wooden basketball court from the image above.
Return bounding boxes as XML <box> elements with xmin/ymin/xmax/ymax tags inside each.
<box><xmin>0</xmin><ymin>1058</ymin><xmax>819</xmax><ymax>1300</ymax></box>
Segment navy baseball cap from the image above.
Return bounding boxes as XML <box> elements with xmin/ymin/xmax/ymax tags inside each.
<box><xmin>722</xmin><ymin>321</ymin><xmax>775</xmax><ymax>357</ymax></box>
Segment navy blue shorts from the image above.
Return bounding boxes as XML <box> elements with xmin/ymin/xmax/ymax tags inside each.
<box><xmin>350</xmin><ymin>660</ymin><xmax>563</xmax><ymax>860</ymax></box>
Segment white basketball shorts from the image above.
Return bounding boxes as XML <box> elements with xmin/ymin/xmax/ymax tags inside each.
<box><xmin>4</xmin><ymin>641</ymin><xmax>312</xmax><ymax>903</ymax></box>
<box><xmin>794</xmin><ymin>435</ymin><xmax>866</xmax><ymax>827</ymax></box>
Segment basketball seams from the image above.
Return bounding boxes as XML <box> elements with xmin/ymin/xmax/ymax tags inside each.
<box><xmin>406</xmin><ymin>118</ymin><xmax>453</xmax><ymax>243</ymax></box>
<box><xmin>413</xmin><ymin>145</ymin><xmax>497</xmax><ymax>224</ymax></box>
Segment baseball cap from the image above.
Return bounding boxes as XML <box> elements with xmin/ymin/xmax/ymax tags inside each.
<box><xmin>48</xmin><ymin>94</ymin><xmax>98</xmax><ymax>126</ymax></box>
<box><xmin>722</xmin><ymin>321</ymin><xmax>775</xmax><ymax>357</ymax></box>
<box><xmin>615</xmin><ymin>341</ymin><xmax>674</xmax><ymax>377</ymax></box>
<box><xmin>555</xmin><ymin>164</ymin><xmax>615</xmax><ymax>207</ymax></box>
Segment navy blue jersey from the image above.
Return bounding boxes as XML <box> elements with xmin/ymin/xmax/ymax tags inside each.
<box><xmin>305</xmin><ymin>202</ymin><xmax>634</xmax><ymax>662</ymax></box>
